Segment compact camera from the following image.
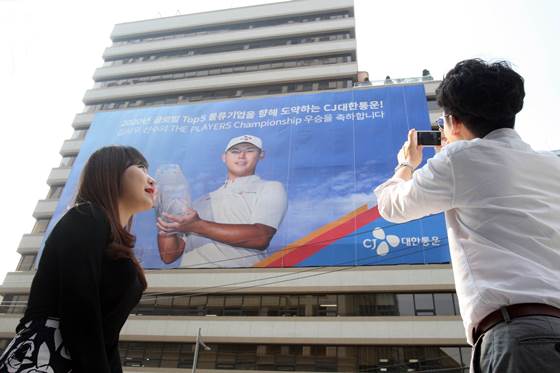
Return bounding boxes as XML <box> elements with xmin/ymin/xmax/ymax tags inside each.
<box><xmin>417</xmin><ymin>131</ymin><xmax>441</xmax><ymax>146</ymax></box>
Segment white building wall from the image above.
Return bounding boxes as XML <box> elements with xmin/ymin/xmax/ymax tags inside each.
<box><xmin>83</xmin><ymin>63</ymin><xmax>358</xmax><ymax>104</ymax></box>
<box><xmin>104</xmin><ymin>18</ymin><xmax>355</xmax><ymax>60</ymax></box>
<box><xmin>109</xmin><ymin>0</ymin><xmax>354</xmax><ymax>41</ymax></box>
<box><xmin>96</xmin><ymin>40</ymin><xmax>356</xmax><ymax>80</ymax></box>
<box><xmin>0</xmin><ymin>313</ymin><xmax>466</xmax><ymax>345</ymax></box>
<box><xmin>1</xmin><ymin>265</ymin><xmax>454</xmax><ymax>294</ymax></box>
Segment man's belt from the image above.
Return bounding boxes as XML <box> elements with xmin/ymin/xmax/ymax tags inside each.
<box><xmin>473</xmin><ymin>303</ymin><xmax>560</xmax><ymax>342</ymax></box>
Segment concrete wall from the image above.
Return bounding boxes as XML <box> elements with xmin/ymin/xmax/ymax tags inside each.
<box><xmin>110</xmin><ymin>0</ymin><xmax>354</xmax><ymax>41</ymax></box>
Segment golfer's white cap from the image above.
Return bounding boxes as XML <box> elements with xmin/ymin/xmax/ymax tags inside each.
<box><xmin>225</xmin><ymin>135</ymin><xmax>263</xmax><ymax>151</ymax></box>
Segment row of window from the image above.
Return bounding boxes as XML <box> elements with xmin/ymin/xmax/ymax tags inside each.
<box><xmin>119</xmin><ymin>342</ymin><xmax>471</xmax><ymax>372</ymax></box>
<box><xmin>107</xmin><ymin>32</ymin><xmax>352</xmax><ymax>66</ymax></box>
<box><xmin>85</xmin><ymin>79</ymin><xmax>354</xmax><ymax>113</ymax></box>
<box><xmin>98</xmin><ymin>54</ymin><xmax>354</xmax><ymax>88</ymax></box>
<box><xmin>134</xmin><ymin>292</ymin><xmax>460</xmax><ymax>317</ymax></box>
<box><xmin>0</xmin><ymin>339</ymin><xmax>470</xmax><ymax>372</ymax></box>
<box><xmin>1</xmin><ymin>292</ymin><xmax>460</xmax><ymax>318</ymax></box>
<box><xmin>112</xmin><ymin>11</ymin><xmax>351</xmax><ymax>45</ymax></box>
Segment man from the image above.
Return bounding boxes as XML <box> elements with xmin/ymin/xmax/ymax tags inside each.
<box><xmin>421</xmin><ymin>68</ymin><xmax>433</xmax><ymax>81</ymax></box>
<box><xmin>374</xmin><ymin>59</ymin><xmax>560</xmax><ymax>372</ymax></box>
<box><xmin>157</xmin><ymin>134</ymin><xmax>288</xmax><ymax>267</ymax></box>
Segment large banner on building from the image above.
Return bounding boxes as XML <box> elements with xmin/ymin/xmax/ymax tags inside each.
<box><xmin>44</xmin><ymin>85</ymin><xmax>448</xmax><ymax>269</ymax></box>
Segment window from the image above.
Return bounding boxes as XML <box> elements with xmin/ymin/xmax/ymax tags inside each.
<box><xmin>245</xmin><ymin>65</ymin><xmax>258</xmax><ymax>72</ymax></box>
<box><xmin>156</xmin><ymin>295</ymin><xmax>174</xmax><ymax>314</ymax></box>
<box><xmin>242</xmin><ymin>295</ymin><xmax>260</xmax><ymax>316</ymax></box>
<box><xmin>434</xmin><ymin>293</ymin><xmax>457</xmax><ymax>315</ymax></box>
<box><xmin>161</xmin><ymin>343</ymin><xmax>181</xmax><ymax>368</ymax></box>
<box><xmin>414</xmin><ymin>294</ymin><xmax>435</xmax><ymax>316</ymax></box>
<box><xmin>375</xmin><ymin>293</ymin><xmax>398</xmax><ymax>315</ymax></box>
<box><xmin>171</xmin><ymin>295</ymin><xmax>190</xmax><ymax>315</ymax></box>
<box><xmin>261</xmin><ymin>295</ymin><xmax>279</xmax><ymax>316</ymax></box>
<box><xmin>279</xmin><ymin>295</ymin><xmax>300</xmax><ymax>316</ymax></box>
<box><xmin>453</xmin><ymin>293</ymin><xmax>460</xmax><ymax>314</ymax></box>
<box><xmin>135</xmin><ymin>296</ymin><xmax>156</xmax><ymax>315</ymax></box>
<box><xmin>0</xmin><ymin>294</ymin><xmax>29</xmax><ymax>313</ymax></box>
<box><xmin>46</xmin><ymin>186</ymin><xmax>63</xmax><ymax>199</ymax></box>
<box><xmin>144</xmin><ymin>343</ymin><xmax>163</xmax><ymax>367</ymax></box>
<box><xmin>17</xmin><ymin>254</ymin><xmax>36</xmax><ymax>271</ymax></box>
<box><xmin>70</xmin><ymin>129</ymin><xmax>87</xmax><ymax>140</ymax></box>
<box><xmin>32</xmin><ymin>219</ymin><xmax>50</xmax><ymax>234</ymax></box>
<box><xmin>59</xmin><ymin>156</ymin><xmax>75</xmax><ymax>167</ymax></box>
<box><xmin>224</xmin><ymin>295</ymin><xmax>243</xmax><ymax>316</ymax></box>
<box><xmin>396</xmin><ymin>294</ymin><xmax>415</xmax><ymax>316</ymax></box>
<box><xmin>207</xmin><ymin>295</ymin><xmax>224</xmax><ymax>315</ymax></box>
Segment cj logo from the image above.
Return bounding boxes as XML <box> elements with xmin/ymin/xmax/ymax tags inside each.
<box><xmin>362</xmin><ymin>227</ymin><xmax>400</xmax><ymax>256</ymax></box>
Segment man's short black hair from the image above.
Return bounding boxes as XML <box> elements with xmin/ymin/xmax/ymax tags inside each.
<box><xmin>436</xmin><ymin>59</ymin><xmax>525</xmax><ymax>138</ymax></box>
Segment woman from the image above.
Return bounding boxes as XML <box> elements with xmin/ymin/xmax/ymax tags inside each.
<box><xmin>0</xmin><ymin>146</ymin><xmax>156</xmax><ymax>373</ymax></box>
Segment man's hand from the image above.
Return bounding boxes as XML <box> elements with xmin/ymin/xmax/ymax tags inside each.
<box><xmin>157</xmin><ymin>208</ymin><xmax>201</xmax><ymax>236</ymax></box>
<box><xmin>398</xmin><ymin>129</ymin><xmax>423</xmax><ymax>169</ymax></box>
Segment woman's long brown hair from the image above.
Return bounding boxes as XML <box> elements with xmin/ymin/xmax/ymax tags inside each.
<box><xmin>75</xmin><ymin>146</ymin><xmax>148</xmax><ymax>290</ymax></box>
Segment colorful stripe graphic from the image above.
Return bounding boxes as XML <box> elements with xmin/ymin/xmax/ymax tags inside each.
<box><xmin>255</xmin><ymin>204</ymin><xmax>381</xmax><ymax>267</ymax></box>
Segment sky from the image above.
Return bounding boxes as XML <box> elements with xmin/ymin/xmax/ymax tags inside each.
<box><xmin>0</xmin><ymin>0</ymin><xmax>559</xmax><ymax>283</ymax></box>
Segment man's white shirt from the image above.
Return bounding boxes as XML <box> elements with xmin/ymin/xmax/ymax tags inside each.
<box><xmin>180</xmin><ymin>175</ymin><xmax>288</xmax><ymax>268</ymax></box>
<box><xmin>374</xmin><ymin>128</ymin><xmax>560</xmax><ymax>344</ymax></box>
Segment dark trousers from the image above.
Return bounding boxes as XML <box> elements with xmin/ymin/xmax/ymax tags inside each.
<box><xmin>471</xmin><ymin>315</ymin><xmax>560</xmax><ymax>373</ymax></box>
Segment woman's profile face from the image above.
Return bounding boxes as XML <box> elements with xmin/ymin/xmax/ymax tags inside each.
<box><xmin>120</xmin><ymin>164</ymin><xmax>156</xmax><ymax>213</ymax></box>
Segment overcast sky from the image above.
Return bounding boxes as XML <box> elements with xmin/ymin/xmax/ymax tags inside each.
<box><xmin>0</xmin><ymin>0</ymin><xmax>558</xmax><ymax>284</ymax></box>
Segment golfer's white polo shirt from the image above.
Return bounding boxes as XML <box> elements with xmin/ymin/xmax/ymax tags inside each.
<box><xmin>180</xmin><ymin>175</ymin><xmax>288</xmax><ymax>268</ymax></box>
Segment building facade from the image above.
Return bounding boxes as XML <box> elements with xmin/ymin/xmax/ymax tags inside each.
<box><xmin>0</xmin><ymin>1</ymin><xmax>470</xmax><ymax>371</ymax></box>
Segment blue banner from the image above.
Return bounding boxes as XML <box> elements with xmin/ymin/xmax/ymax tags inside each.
<box><xmin>42</xmin><ymin>85</ymin><xmax>449</xmax><ymax>268</ymax></box>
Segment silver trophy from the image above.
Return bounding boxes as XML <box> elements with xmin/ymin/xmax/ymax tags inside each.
<box><xmin>154</xmin><ymin>164</ymin><xmax>191</xmax><ymax>222</ymax></box>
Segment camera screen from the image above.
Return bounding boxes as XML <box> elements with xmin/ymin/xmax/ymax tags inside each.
<box><xmin>417</xmin><ymin>131</ymin><xmax>441</xmax><ymax>146</ymax></box>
